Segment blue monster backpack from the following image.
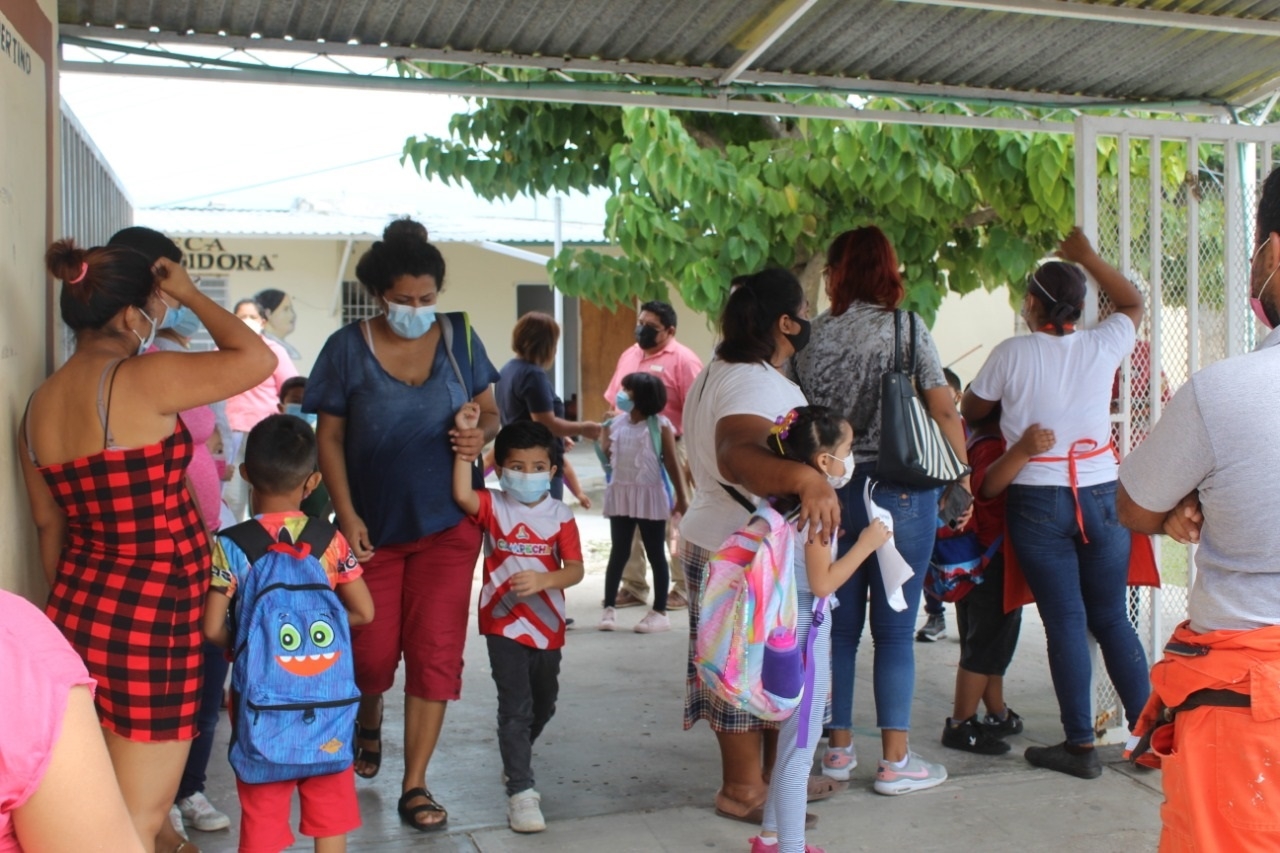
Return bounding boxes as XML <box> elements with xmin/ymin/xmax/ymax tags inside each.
<box><xmin>221</xmin><ymin>518</ymin><xmax>360</xmax><ymax>784</ymax></box>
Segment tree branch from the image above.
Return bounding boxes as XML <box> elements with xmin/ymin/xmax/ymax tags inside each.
<box><xmin>961</xmin><ymin>206</ymin><xmax>999</xmax><ymax>229</ymax></box>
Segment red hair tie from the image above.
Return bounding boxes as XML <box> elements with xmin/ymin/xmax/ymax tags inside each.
<box><xmin>68</xmin><ymin>262</ymin><xmax>89</xmax><ymax>285</ymax></box>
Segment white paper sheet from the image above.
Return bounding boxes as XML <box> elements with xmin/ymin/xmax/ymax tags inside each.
<box><xmin>863</xmin><ymin>478</ymin><xmax>914</xmax><ymax>612</ymax></box>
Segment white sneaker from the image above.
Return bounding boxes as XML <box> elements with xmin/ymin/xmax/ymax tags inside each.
<box><xmin>634</xmin><ymin>610</ymin><xmax>671</xmax><ymax>634</ymax></box>
<box><xmin>598</xmin><ymin>607</ymin><xmax>617</xmax><ymax>631</ymax></box>
<box><xmin>508</xmin><ymin>788</ymin><xmax>546</xmax><ymax>833</ymax></box>
<box><xmin>168</xmin><ymin>805</ymin><xmax>189</xmax><ymax>840</ymax></box>
<box><xmin>177</xmin><ymin>791</ymin><xmax>231</xmax><ymax>832</ymax></box>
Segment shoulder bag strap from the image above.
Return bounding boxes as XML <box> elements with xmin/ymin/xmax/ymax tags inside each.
<box><xmin>892</xmin><ymin>309</ymin><xmax>904</xmax><ymax>373</ymax></box>
<box><xmin>908</xmin><ymin>310</ymin><xmax>919</xmax><ymax>378</ymax></box>
<box><xmin>439</xmin><ymin>313</ymin><xmax>471</xmax><ymax>398</ymax></box>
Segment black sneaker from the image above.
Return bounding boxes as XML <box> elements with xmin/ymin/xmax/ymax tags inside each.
<box><xmin>982</xmin><ymin>707</ymin><xmax>1024</xmax><ymax>738</ymax></box>
<box><xmin>915</xmin><ymin>613</ymin><xmax>947</xmax><ymax>642</ymax></box>
<box><xmin>941</xmin><ymin>717</ymin><xmax>1011</xmax><ymax>755</ymax></box>
<box><xmin>1024</xmin><ymin>742</ymin><xmax>1102</xmax><ymax>779</ymax></box>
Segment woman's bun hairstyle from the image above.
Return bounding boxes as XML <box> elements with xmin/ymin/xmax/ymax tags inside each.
<box><xmin>383</xmin><ymin>217</ymin><xmax>429</xmax><ymax>244</ymax></box>
<box><xmin>1029</xmin><ymin>261</ymin><xmax>1086</xmax><ymax>332</ymax></box>
<box><xmin>48</xmin><ymin>238</ymin><xmax>155</xmax><ymax>332</ymax></box>
<box><xmin>254</xmin><ymin>288</ymin><xmax>287</xmax><ymax>313</ymax></box>
<box><xmin>356</xmin><ymin>218</ymin><xmax>445</xmax><ymax>297</ymax></box>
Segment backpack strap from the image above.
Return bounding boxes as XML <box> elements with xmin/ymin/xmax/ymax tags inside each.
<box><xmin>795</xmin><ymin>594</ymin><xmax>830</xmax><ymax>747</ymax></box>
<box><xmin>220</xmin><ymin>520</ymin><xmax>277</xmax><ymax>564</ymax></box>
<box><xmin>439</xmin><ymin>312</ymin><xmax>472</xmax><ymax>398</ymax></box>
<box><xmin>646</xmin><ymin>415</ymin><xmax>676</xmax><ymax>506</ymax></box>
<box><xmin>295</xmin><ymin>517</ymin><xmax>339</xmax><ymax>558</ymax></box>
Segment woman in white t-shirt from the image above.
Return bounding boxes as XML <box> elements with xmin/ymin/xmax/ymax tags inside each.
<box><xmin>963</xmin><ymin>228</ymin><xmax>1150</xmax><ymax>779</ymax></box>
<box><xmin>680</xmin><ymin>268</ymin><xmax>840</xmax><ymax>826</ymax></box>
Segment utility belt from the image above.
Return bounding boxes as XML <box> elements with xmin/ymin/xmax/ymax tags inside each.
<box><xmin>1126</xmin><ymin>637</ymin><xmax>1253</xmax><ymax>764</ymax></box>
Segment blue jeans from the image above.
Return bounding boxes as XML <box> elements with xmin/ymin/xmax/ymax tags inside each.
<box><xmin>177</xmin><ymin>642</ymin><xmax>230</xmax><ymax>800</ymax></box>
<box><xmin>829</xmin><ymin>464</ymin><xmax>940</xmax><ymax>733</ymax></box>
<box><xmin>1006</xmin><ymin>481</ymin><xmax>1150</xmax><ymax>745</ymax></box>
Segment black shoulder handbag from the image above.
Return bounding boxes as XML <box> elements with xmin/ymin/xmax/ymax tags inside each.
<box><xmin>876</xmin><ymin>310</ymin><xmax>970</xmax><ymax>489</ymax></box>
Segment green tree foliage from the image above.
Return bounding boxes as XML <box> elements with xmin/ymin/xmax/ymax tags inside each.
<box><xmin>402</xmin><ymin>74</ymin><xmax>1082</xmax><ymax>323</ymax></box>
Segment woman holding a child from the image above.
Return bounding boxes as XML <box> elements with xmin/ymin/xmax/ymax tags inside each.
<box><xmin>680</xmin><ymin>268</ymin><xmax>841</xmax><ymax>824</ymax></box>
<box><xmin>304</xmin><ymin>219</ymin><xmax>501</xmax><ymax>832</ymax></box>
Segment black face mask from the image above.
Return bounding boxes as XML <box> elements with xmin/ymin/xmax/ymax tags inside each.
<box><xmin>635</xmin><ymin>324</ymin><xmax>660</xmax><ymax>349</ymax></box>
<box><xmin>784</xmin><ymin>316</ymin><xmax>811</xmax><ymax>354</ymax></box>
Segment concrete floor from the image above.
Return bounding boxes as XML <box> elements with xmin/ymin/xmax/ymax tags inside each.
<box><xmin>186</xmin><ymin>448</ymin><xmax>1164</xmax><ymax>852</ymax></box>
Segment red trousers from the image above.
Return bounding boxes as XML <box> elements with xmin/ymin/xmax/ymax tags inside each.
<box><xmin>351</xmin><ymin>521</ymin><xmax>482</xmax><ymax>700</ymax></box>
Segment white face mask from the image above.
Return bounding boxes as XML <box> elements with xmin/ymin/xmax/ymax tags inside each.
<box><xmin>133</xmin><ymin>309</ymin><xmax>158</xmax><ymax>355</ymax></box>
<box><xmin>823</xmin><ymin>451</ymin><xmax>854</xmax><ymax>489</ymax></box>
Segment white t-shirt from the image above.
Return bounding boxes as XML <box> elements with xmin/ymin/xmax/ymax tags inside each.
<box><xmin>969</xmin><ymin>313</ymin><xmax>1135</xmax><ymax>488</ymax></box>
<box><xmin>680</xmin><ymin>359</ymin><xmax>808</xmax><ymax>551</ymax></box>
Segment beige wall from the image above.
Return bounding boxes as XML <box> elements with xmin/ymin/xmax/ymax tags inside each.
<box><xmin>1</xmin><ymin>0</ymin><xmax>56</xmax><ymax>597</ymax></box>
<box><xmin>930</xmin><ymin>287</ymin><xmax>1018</xmax><ymax>384</ymax></box>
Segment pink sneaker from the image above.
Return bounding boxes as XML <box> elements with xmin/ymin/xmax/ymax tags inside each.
<box><xmin>821</xmin><ymin>744</ymin><xmax>857</xmax><ymax>781</ymax></box>
<box><xmin>748</xmin><ymin>838</ymin><xmax>824</xmax><ymax>853</ymax></box>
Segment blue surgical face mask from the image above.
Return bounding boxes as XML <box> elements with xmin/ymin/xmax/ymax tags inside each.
<box><xmin>384</xmin><ymin>301</ymin><xmax>437</xmax><ymax>339</ymax></box>
<box><xmin>615</xmin><ymin>390</ymin><xmax>635</xmax><ymax>413</ymax></box>
<box><xmin>159</xmin><ymin>302</ymin><xmax>203</xmax><ymax>338</ymax></box>
<box><xmin>283</xmin><ymin>403</ymin><xmax>318</xmax><ymax>429</ymax></box>
<box><xmin>134</xmin><ymin>309</ymin><xmax>158</xmax><ymax>355</ymax></box>
<box><xmin>500</xmin><ymin>469</ymin><xmax>552</xmax><ymax>504</ymax></box>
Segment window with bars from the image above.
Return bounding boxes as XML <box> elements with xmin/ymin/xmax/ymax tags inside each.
<box><xmin>187</xmin><ymin>277</ymin><xmax>229</xmax><ymax>351</ymax></box>
<box><xmin>342</xmin><ymin>280</ymin><xmax>380</xmax><ymax>325</ymax></box>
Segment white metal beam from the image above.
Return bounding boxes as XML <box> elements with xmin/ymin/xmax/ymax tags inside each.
<box><xmin>891</xmin><ymin>0</ymin><xmax>1280</xmax><ymax>37</ymax></box>
<box><xmin>717</xmin><ymin>0</ymin><xmax>823</xmax><ymax>86</ymax></box>
<box><xmin>58</xmin><ymin>60</ymin><xmax>1074</xmax><ymax>133</ymax></box>
<box><xmin>57</xmin><ymin>25</ymin><xmax>1230</xmax><ymax>115</ymax></box>
<box><xmin>476</xmin><ymin>241</ymin><xmax>553</xmax><ymax>266</ymax></box>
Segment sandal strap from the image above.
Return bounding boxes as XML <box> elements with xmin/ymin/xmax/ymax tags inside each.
<box><xmin>399</xmin><ymin>787</ymin><xmax>446</xmax><ymax>813</ymax></box>
<box><xmin>357</xmin><ymin>725</ymin><xmax>382</xmax><ymax>739</ymax></box>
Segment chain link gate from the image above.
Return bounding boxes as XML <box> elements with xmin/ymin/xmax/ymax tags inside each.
<box><xmin>1074</xmin><ymin>116</ymin><xmax>1280</xmax><ymax>740</ymax></box>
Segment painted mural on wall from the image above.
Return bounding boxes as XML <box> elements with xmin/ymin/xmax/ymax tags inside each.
<box><xmin>255</xmin><ymin>288</ymin><xmax>300</xmax><ymax>359</ymax></box>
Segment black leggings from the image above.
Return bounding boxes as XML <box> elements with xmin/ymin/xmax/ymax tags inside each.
<box><xmin>604</xmin><ymin>517</ymin><xmax>670</xmax><ymax>612</ymax></box>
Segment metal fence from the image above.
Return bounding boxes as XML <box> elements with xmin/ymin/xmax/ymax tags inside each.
<box><xmin>1077</xmin><ymin>116</ymin><xmax>1280</xmax><ymax>738</ymax></box>
<box><xmin>59</xmin><ymin>101</ymin><xmax>132</xmax><ymax>364</ymax></box>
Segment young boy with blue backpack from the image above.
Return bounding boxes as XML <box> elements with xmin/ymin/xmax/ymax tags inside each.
<box><xmin>203</xmin><ymin>413</ymin><xmax>374</xmax><ymax>853</ymax></box>
<box><xmin>452</xmin><ymin>405</ymin><xmax>585</xmax><ymax>834</ymax></box>
<box><xmin>938</xmin><ymin>403</ymin><xmax>1052</xmax><ymax>755</ymax></box>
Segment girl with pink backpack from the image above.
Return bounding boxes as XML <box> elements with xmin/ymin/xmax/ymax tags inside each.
<box><xmin>750</xmin><ymin>406</ymin><xmax>891</xmax><ymax>853</ymax></box>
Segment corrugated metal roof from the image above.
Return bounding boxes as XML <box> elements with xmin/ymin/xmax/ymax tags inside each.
<box><xmin>137</xmin><ymin>207</ymin><xmax>606</xmax><ymax>244</ymax></box>
<box><xmin>57</xmin><ymin>0</ymin><xmax>1280</xmax><ymax>107</ymax></box>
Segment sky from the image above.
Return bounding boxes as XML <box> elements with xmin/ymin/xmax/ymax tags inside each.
<box><xmin>58</xmin><ymin>70</ymin><xmax>609</xmax><ymax>227</ymax></box>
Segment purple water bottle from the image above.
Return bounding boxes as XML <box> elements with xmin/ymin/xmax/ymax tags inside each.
<box><xmin>762</xmin><ymin>627</ymin><xmax>803</xmax><ymax>700</ymax></box>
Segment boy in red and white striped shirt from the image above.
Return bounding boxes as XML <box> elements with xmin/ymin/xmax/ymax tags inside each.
<box><xmin>453</xmin><ymin>404</ymin><xmax>584</xmax><ymax>834</ymax></box>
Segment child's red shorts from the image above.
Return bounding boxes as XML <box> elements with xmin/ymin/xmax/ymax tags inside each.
<box><xmin>236</xmin><ymin>765</ymin><xmax>360</xmax><ymax>853</ymax></box>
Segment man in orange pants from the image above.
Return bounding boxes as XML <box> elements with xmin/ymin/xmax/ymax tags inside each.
<box><xmin>1117</xmin><ymin>163</ymin><xmax>1280</xmax><ymax>853</ymax></box>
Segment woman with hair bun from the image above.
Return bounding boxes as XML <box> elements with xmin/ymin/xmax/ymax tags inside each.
<box><xmin>963</xmin><ymin>228</ymin><xmax>1150</xmax><ymax>779</ymax></box>
<box><xmin>20</xmin><ymin>238</ymin><xmax>274</xmax><ymax>851</ymax></box>
<box><xmin>304</xmin><ymin>218</ymin><xmax>501</xmax><ymax>832</ymax></box>
<box><xmin>792</xmin><ymin>225</ymin><xmax>968</xmax><ymax>797</ymax></box>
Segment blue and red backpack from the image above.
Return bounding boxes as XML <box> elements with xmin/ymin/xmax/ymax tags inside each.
<box><xmin>221</xmin><ymin>518</ymin><xmax>360</xmax><ymax>784</ymax></box>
